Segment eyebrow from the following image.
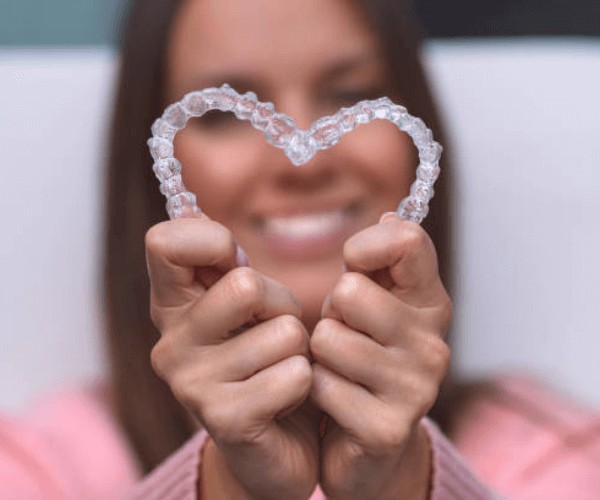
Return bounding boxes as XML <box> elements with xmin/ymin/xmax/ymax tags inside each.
<box><xmin>320</xmin><ymin>51</ymin><xmax>383</xmax><ymax>80</ymax></box>
<box><xmin>178</xmin><ymin>50</ymin><xmax>383</xmax><ymax>96</ymax></box>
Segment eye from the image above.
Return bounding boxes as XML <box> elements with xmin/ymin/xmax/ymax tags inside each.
<box><xmin>189</xmin><ymin>110</ymin><xmax>243</xmax><ymax>132</ymax></box>
<box><xmin>325</xmin><ymin>87</ymin><xmax>386</xmax><ymax>106</ymax></box>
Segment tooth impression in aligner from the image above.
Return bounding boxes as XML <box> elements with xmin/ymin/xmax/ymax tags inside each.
<box><xmin>148</xmin><ymin>83</ymin><xmax>442</xmax><ymax>223</ymax></box>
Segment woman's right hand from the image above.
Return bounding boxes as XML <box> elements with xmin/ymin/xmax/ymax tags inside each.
<box><xmin>145</xmin><ymin>217</ymin><xmax>319</xmax><ymax>500</ymax></box>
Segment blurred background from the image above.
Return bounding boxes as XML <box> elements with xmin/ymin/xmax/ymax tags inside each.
<box><xmin>2</xmin><ymin>0</ymin><xmax>599</xmax><ymax>45</ymax></box>
<box><xmin>1</xmin><ymin>1</ymin><xmax>599</xmax><ymax>410</ymax></box>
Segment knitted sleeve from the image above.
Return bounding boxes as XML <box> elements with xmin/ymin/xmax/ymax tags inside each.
<box><xmin>421</xmin><ymin>418</ymin><xmax>499</xmax><ymax>499</ymax></box>
<box><xmin>129</xmin><ymin>430</ymin><xmax>209</xmax><ymax>500</ymax></box>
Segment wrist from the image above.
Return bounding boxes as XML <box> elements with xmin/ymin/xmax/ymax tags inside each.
<box><xmin>324</xmin><ymin>423</ymin><xmax>432</xmax><ymax>500</ymax></box>
<box><xmin>378</xmin><ymin>423</ymin><xmax>432</xmax><ymax>500</ymax></box>
<box><xmin>200</xmin><ymin>436</ymin><xmax>313</xmax><ymax>500</ymax></box>
<box><xmin>200</xmin><ymin>437</ymin><xmax>255</xmax><ymax>500</ymax></box>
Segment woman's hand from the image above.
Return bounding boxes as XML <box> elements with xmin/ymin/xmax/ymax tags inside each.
<box><xmin>145</xmin><ymin>217</ymin><xmax>319</xmax><ymax>500</ymax></box>
<box><xmin>310</xmin><ymin>213</ymin><xmax>452</xmax><ymax>500</ymax></box>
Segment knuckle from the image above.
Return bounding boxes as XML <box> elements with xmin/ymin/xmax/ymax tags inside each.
<box><xmin>400</xmin><ymin>372</ymin><xmax>439</xmax><ymax>415</ymax></box>
<box><xmin>209</xmin><ymin>220</ymin><xmax>237</xmax><ymax>253</ymax></box>
<box><xmin>203</xmin><ymin>401</ymin><xmax>246</xmax><ymax>445</ymax></box>
<box><xmin>435</xmin><ymin>340</ymin><xmax>452</xmax><ymax>375</ymax></box>
<box><xmin>383</xmin><ymin>424</ymin><xmax>411</xmax><ymax>452</ymax></box>
<box><xmin>275</xmin><ymin>315</ymin><xmax>307</xmax><ymax>352</ymax></box>
<box><xmin>144</xmin><ymin>222</ymin><xmax>170</xmax><ymax>255</ymax></box>
<box><xmin>402</xmin><ymin>223</ymin><xmax>428</xmax><ymax>248</ymax></box>
<box><xmin>413</xmin><ymin>377</ymin><xmax>441</xmax><ymax>414</ymax></box>
<box><xmin>201</xmin><ymin>402</ymin><xmax>231</xmax><ymax>440</ymax></box>
<box><xmin>341</xmin><ymin>232</ymin><xmax>362</xmax><ymax>264</ymax></box>
<box><xmin>331</xmin><ymin>272</ymin><xmax>364</xmax><ymax>308</ymax></box>
<box><xmin>278</xmin><ymin>356</ymin><xmax>313</xmax><ymax>404</ymax></box>
<box><xmin>150</xmin><ymin>338</ymin><xmax>175</xmax><ymax>380</ymax></box>
<box><xmin>226</xmin><ymin>267</ymin><xmax>264</xmax><ymax>309</ymax></box>
<box><xmin>400</xmin><ymin>223</ymin><xmax>433</xmax><ymax>258</ymax></box>
<box><xmin>423</xmin><ymin>336</ymin><xmax>452</xmax><ymax>378</ymax></box>
<box><xmin>370</xmin><ymin>415</ymin><xmax>411</xmax><ymax>455</ymax></box>
<box><xmin>288</xmin><ymin>355</ymin><xmax>313</xmax><ymax>389</ymax></box>
<box><xmin>310</xmin><ymin>319</ymin><xmax>337</xmax><ymax>359</ymax></box>
<box><xmin>169</xmin><ymin>370</ymin><xmax>198</xmax><ymax>410</ymax></box>
<box><xmin>424</xmin><ymin>383</ymin><xmax>442</xmax><ymax>412</ymax></box>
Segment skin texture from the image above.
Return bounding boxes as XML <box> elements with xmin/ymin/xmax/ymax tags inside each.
<box><xmin>146</xmin><ymin>0</ymin><xmax>452</xmax><ymax>498</ymax></box>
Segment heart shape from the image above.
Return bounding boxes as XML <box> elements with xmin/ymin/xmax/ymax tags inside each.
<box><xmin>148</xmin><ymin>84</ymin><xmax>442</xmax><ymax>223</ymax></box>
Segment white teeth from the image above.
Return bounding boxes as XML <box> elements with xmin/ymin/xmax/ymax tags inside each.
<box><xmin>264</xmin><ymin>211</ymin><xmax>345</xmax><ymax>239</ymax></box>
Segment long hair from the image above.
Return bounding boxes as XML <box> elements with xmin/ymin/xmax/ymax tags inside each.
<box><xmin>104</xmin><ymin>0</ymin><xmax>454</xmax><ymax>472</ymax></box>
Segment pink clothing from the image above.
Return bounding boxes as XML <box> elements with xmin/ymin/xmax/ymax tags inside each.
<box><xmin>1</xmin><ymin>377</ymin><xmax>599</xmax><ymax>499</ymax></box>
<box><xmin>450</xmin><ymin>376</ymin><xmax>600</xmax><ymax>499</ymax></box>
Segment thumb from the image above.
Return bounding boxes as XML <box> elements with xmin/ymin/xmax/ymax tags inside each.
<box><xmin>145</xmin><ymin>216</ymin><xmax>241</xmax><ymax>308</ymax></box>
<box><xmin>343</xmin><ymin>212</ymin><xmax>441</xmax><ymax>306</ymax></box>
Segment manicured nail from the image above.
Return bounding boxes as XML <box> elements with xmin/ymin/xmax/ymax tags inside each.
<box><xmin>379</xmin><ymin>211</ymin><xmax>398</xmax><ymax>223</ymax></box>
<box><xmin>236</xmin><ymin>245</ymin><xmax>250</xmax><ymax>267</ymax></box>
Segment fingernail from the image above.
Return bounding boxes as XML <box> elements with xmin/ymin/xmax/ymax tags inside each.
<box><xmin>236</xmin><ymin>245</ymin><xmax>250</xmax><ymax>267</ymax></box>
<box><xmin>379</xmin><ymin>211</ymin><xmax>398</xmax><ymax>223</ymax></box>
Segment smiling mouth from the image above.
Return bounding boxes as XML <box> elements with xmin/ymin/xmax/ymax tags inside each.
<box><xmin>256</xmin><ymin>204</ymin><xmax>363</xmax><ymax>258</ymax></box>
<box><xmin>264</xmin><ymin>211</ymin><xmax>347</xmax><ymax>239</ymax></box>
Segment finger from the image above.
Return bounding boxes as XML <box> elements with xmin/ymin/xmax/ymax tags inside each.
<box><xmin>321</xmin><ymin>272</ymin><xmax>429</xmax><ymax>346</ymax></box>
<box><xmin>212</xmin><ymin>315</ymin><xmax>310</xmax><ymax>382</ymax></box>
<box><xmin>145</xmin><ymin>217</ymin><xmax>238</xmax><ymax>308</ymax></box>
<box><xmin>311</xmin><ymin>318</ymin><xmax>450</xmax><ymax>404</ymax></box>
<box><xmin>231</xmin><ymin>355</ymin><xmax>313</xmax><ymax>423</ymax></box>
<box><xmin>311</xmin><ymin>318</ymin><xmax>397</xmax><ymax>393</ymax></box>
<box><xmin>343</xmin><ymin>214</ymin><xmax>443</xmax><ymax>307</ymax></box>
<box><xmin>311</xmin><ymin>363</ymin><xmax>382</xmax><ymax>442</ymax></box>
<box><xmin>186</xmin><ymin>267</ymin><xmax>302</xmax><ymax>344</ymax></box>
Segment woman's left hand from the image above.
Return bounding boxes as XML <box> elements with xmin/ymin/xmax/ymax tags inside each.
<box><xmin>310</xmin><ymin>213</ymin><xmax>452</xmax><ymax>500</ymax></box>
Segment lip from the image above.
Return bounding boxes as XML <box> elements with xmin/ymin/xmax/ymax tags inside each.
<box><xmin>254</xmin><ymin>203</ymin><xmax>363</xmax><ymax>260</ymax></box>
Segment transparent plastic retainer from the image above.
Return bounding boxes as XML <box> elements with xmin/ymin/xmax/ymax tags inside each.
<box><xmin>148</xmin><ymin>84</ymin><xmax>442</xmax><ymax>225</ymax></box>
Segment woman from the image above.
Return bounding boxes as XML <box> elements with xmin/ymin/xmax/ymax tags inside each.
<box><xmin>143</xmin><ymin>0</ymin><xmax>454</xmax><ymax>494</ymax></box>
<box><xmin>113</xmin><ymin>0</ymin><xmax>459</xmax><ymax>497</ymax></box>
<box><xmin>3</xmin><ymin>0</ymin><xmax>599</xmax><ymax>498</ymax></box>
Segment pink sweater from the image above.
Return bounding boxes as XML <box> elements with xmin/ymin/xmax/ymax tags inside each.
<box><xmin>1</xmin><ymin>376</ymin><xmax>599</xmax><ymax>499</ymax></box>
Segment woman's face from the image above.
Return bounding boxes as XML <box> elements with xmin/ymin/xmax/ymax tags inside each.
<box><xmin>167</xmin><ymin>0</ymin><xmax>415</xmax><ymax>328</ymax></box>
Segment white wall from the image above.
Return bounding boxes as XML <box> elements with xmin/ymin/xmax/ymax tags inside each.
<box><xmin>1</xmin><ymin>41</ymin><xmax>599</xmax><ymax>411</ymax></box>
<box><xmin>425</xmin><ymin>40</ymin><xmax>600</xmax><ymax>407</ymax></box>
<box><xmin>0</xmin><ymin>49</ymin><xmax>115</xmax><ymax>410</ymax></box>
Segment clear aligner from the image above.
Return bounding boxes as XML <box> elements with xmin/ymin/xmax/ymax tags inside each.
<box><xmin>148</xmin><ymin>83</ymin><xmax>442</xmax><ymax>223</ymax></box>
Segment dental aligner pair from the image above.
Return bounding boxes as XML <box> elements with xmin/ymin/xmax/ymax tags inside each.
<box><xmin>148</xmin><ymin>83</ymin><xmax>442</xmax><ymax>224</ymax></box>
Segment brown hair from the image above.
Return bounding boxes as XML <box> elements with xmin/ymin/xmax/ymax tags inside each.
<box><xmin>104</xmin><ymin>0</ymin><xmax>454</xmax><ymax>473</ymax></box>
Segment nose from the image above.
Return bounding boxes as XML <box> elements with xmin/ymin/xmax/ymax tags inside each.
<box><xmin>255</xmin><ymin>90</ymin><xmax>340</xmax><ymax>189</ymax></box>
<box><xmin>261</xmin><ymin>136</ymin><xmax>338</xmax><ymax>192</ymax></box>
<box><xmin>275</xmin><ymin>90</ymin><xmax>314</xmax><ymax>132</ymax></box>
<box><xmin>267</xmin><ymin>151</ymin><xmax>337</xmax><ymax>195</ymax></box>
